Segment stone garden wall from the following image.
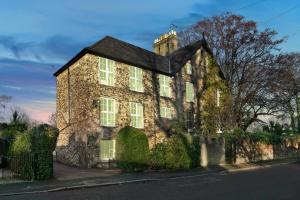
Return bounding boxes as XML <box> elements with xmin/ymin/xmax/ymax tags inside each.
<box><xmin>234</xmin><ymin>138</ymin><xmax>300</xmax><ymax>164</ymax></box>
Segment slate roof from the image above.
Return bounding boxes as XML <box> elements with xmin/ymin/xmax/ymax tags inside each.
<box><xmin>53</xmin><ymin>36</ymin><xmax>212</xmax><ymax>77</ymax></box>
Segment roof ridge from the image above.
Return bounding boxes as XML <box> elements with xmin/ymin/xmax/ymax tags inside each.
<box><xmin>88</xmin><ymin>35</ymin><xmax>167</xmax><ymax>59</ymax></box>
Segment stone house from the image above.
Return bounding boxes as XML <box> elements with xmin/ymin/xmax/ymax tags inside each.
<box><xmin>54</xmin><ymin>30</ymin><xmax>224</xmax><ymax>168</ymax></box>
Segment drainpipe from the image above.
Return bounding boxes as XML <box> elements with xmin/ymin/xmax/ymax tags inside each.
<box><xmin>68</xmin><ymin>68</ymin><xmax>71</xmax><ymax>124</ymax></box>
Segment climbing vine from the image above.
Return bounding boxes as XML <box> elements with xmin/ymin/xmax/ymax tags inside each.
<box><xmin>201</xmin><ymin>56</ymin><xmax>232</xmax><ymax>136</ymax></box>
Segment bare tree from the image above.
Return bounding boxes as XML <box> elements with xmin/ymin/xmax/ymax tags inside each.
<box><xmin>10</xmin><ymin>106</ymin><xmax>30</xmax><ymax>124</ymax></box>
<box><xmin>48</xmin><ymin>112</ymin><xmax>57</xmax><ymax>127</ymax></box>
<box><xmin>179</xmin><ymin>13</ymin><xmax>285</xmax><ymax>130</ymax></box>
<box><xmin>0</xmin><ymin>95</ymin><xmax>12</xmax><ymax>121</ymax></box>
<box><xmin>273</xmin><ymin>53</ymin><xmax>300</xmax><ymax>132</ymax></box>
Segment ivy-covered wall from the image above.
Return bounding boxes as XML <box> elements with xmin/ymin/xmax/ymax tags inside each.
<box><xmin>201</xmin><ymin>57</ymin><xmax>231</xmax><ymax>135</ymax></box>
<box><xmin>55</xmin><ymin>47</ymin><xmax>227</xmax><ymax>168</ymax></box>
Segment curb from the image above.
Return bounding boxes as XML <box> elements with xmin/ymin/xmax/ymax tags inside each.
<box><xmin>0</xmin><ymin>179</ymin><xmax>159</xmax><ymax>197</ymax></box>
<box><xmin>0</xmin><ymin>159</ymin><xmax>298</xmax><ymax>197</ymax></box>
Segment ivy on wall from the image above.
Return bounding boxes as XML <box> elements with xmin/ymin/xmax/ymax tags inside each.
<box><xmin>201</xmin><ymin>57</ymin><xmax>232</xmax><ymax>136</ymax></box>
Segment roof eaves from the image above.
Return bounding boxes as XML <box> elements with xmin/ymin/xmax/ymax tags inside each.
<box><xmin>53</xmin><ymin>48</ymin><xmax>88</xmax><ymax>77</ymax></box>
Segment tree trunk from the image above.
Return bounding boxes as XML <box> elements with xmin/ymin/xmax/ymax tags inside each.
<box><xmin>287</xmin><ymin>101</ymin><xmax>296</xmax><ymax>132</ymax></box>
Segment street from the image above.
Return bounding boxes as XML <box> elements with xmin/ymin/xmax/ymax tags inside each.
<box><xmin>3</xmin><ymin>163</ymin><xmax>300</xmax><ymax>200</ymax></box>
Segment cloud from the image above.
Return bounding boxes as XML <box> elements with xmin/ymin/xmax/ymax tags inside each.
<box><xmin>1</xmin><ymin>85</ymin><xmax>22</xmax><ymax>90</ymax></box>
<box><xmin>0</xmin><ymin>35</ymin><xmax>87</xmax><ymax>63</ymax></box>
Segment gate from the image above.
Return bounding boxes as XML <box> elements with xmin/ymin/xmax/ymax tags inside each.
<box><xmin>1</xmin><ymin>153</ymin><xmax>34</xmax><ymax>182</ymax></box>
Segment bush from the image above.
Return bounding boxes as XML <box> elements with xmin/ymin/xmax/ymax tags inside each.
<box><xmin>150</xmin><ymin>143</ymin><xmax>167</xmax><ymax>169</ymax></box>
<box><xmin>186</xmin><ymin>135</ymin><xmax>201</xmax><ymax>168</ymax></box>
<box><xmin>116</xmin><ymin>126</ymin><xmax>150</xmax><ymax>172</ymax></box>
<box><xmin>0</xmin><ymin>129</ymin><xmax>21</xmax><ymax>142</ymax></box>
<box><xmin>30</xmin><ymin>124</ymin><xmax>57</xmax><ymax>180</ymax></box>
<box><xmin>10</xmin><ymin>133</ymin><xmax>31</xmax><ymax>154</ymax></box>
<box><xmin>8</xmin><ymin>122</ymin><xmax>28</xmax><ymax>133</ymax></box>
<box><xmin>9</xmin><ymin>133</ymin><xmax>34</xmax><ymax>180</ymax></box>
<box><xmin>165</xmin><ymin>135</ymin><xmax>190</xmax><ymax>170</ymax></box>
<box><xmin>250</xmin><ymin>131</ymin><xmax>272</xmax><ymax>144</ymax></box>
<box><xmin>31</xmin><ymin>124</ymin><xmax>59</xmax><ymax>152</ymax></box>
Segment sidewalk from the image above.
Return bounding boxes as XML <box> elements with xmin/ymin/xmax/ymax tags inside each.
<box><xmin>0</xmin><ymin>158</ymin><xmax>298</xmax><ymax>197</ymax></box>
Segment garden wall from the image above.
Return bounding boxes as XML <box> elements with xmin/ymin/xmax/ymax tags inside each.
<box><xmin>234</xmin><ymin>138</ymin><xmax>300</xmax><ymax>164</ymax></box>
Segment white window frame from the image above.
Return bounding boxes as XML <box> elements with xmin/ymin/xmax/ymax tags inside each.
<box><xmin>186</xmin><ymin>61</ymin><xmax>192</xmax><ymax>75</ymax></box>
<box><xmin>216</xmin><ymin>89</ymin><xmax>221</xmax><ymax>107</ymax></box>
<box><xmin>159</xmin><ymin>74</ymin><xmax>171</xmax><ymax>97</ymax></box>
<box><xmin>186</xmin><ymin>82</ymin><xmax>195</xmax><ymax>102</ymax></box>
<box><xmin>100</xmin><ymin>139</ymin><xmax>116</xmax><ymax>161</ymax></box>
<box><xmin>99</xmin><ymin>57</ymin><xmax>115</xmax><ymax>86</ymax></box>
<box><xmin>130</xmin><ymin>102</ymin><xmax>144</xmax><ymax>129</ymax></box>
<box><xmin>129</xmin><ymin>66</ymin><xmax>144</xmax><ymax>92</ymax></box>
<box><xmin>100</xmin><ymin>97</ymin><xmax>117</xmax><ymax>127</ymax></box>
<box><xmin>161</xmin><ymin>106</ymin><xmax>173</xmax><ymax>119</ymax></box>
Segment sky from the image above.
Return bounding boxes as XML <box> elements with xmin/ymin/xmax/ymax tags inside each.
<box><xmin>0</xmin><ymin>0</ymin><xmax>299</xmax><ymax>123</ymax></box>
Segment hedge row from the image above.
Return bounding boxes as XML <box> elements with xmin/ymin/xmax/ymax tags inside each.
<box><xmin>224</xmin><ymin>129</ymin><xmax>300</xmax><ymax>145</ymax></box>
<box><xmin>116</xmin><ymin>126</ymin><xmax>201</xmax><ymax>172</ymax></box>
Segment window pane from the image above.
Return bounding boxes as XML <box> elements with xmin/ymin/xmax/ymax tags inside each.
<box><xmin>100</xmin><ymin>98</ymin><xmax>116</xmax><ymax>126</ymax></box>
<box><xmin>130</xmin><ymin>102</ymin><xmax>143</xmax><ymax>128</ymax></box>
<box><xmin>186</xmin><ymin>82</ymin><xmax>194</xmax><ymax>102</ymax></box>
<box><xmin>129</xmin><ymin>66</ymin><xmax>143</xmax><ymax>92</ymax></box>
<box><xmin>100</xmin><ymin>140</ymin><xmax>115</xmax><ymax>160</ymax></box>
<box><xmin>100</xmin><ymin>112</ymin><xmax>107</xmax><ymax>125</ymax></box>
<box><xmin>99</xmin><ymin>57</ymin><xmax>115</xmax><ymax>86</ymax></box>
<box><xmin>186</xmin><ymin>62</ymin><xmax>192</xmax><ymax>75</ymax></box>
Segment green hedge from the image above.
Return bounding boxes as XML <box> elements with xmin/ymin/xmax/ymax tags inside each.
<box><xmin>150</xmin><ymin>142</ymin><xmax>167</xmax><ymax>169</ymax></box>
<box><xmin>116</xmin><ymin>126</ymin><xmax>150</xmax><ymax>172</ymax></box>
<box><xmin>31</xmin><ymin>124</ymin><xmax>58</xmax><ymax>180</ymax></box>
<box><xmin>165</xmin><ymin>135</ymin><xmax>191</xmax><ymax>170</ymax></box>
<box><xmin>150</xmin><ymin>134</ymin><xmax>200</xmax><ymax>170</ymax></box>
<box><xmin>9</xmin><ymin>133</ymin><xmax>34</xmax><ymax>180</ymax></box>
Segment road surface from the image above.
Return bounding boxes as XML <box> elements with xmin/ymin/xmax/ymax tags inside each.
<box><xmin>3</xmin><ymin>162</ymin><xmax>300</xmax><ymax>200</ymax></box>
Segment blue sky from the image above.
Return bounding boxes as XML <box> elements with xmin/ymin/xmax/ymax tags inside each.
<box><xmin>0</xmin><ymin>0</ymin><xmax>299</xmax><ymax>122</ymax></box>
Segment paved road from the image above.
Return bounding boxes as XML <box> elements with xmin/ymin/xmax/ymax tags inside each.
<box><xmin>3</xmin><ymin>163</ymin><xmax>300</xmax><ymax>200</ymax></box>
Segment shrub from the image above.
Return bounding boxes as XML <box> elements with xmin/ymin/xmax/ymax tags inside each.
<box><xmin>10</xmin><ymin>133</ymin><xmax>31</xmax><ymax>154</ymax></box>
<box><xmin>8</xmin><ymin>122</ymin><xmax>28</xmax><ymax>133</ymax></box>
<box><xmin>165</xmin><ymin>135</ymin><xmax>190</xmax><ymax>170</ymax></box>
<box><xmin>9</xmin><ymin>133</ymin><xmax>34</xmax><ymax>180</ymax></box>
<box><xmin>30</xmin><ymin>124</ymin><xmax>58</xmax><ymax>180</ymax></box>
<box><xmin>250</xmin><ymin>131</ymin><xmax>272</xmax><ymax>144</ymax></box>
<box><xmin>116</xmin><ymin>126</ymin><xmax>150</xmax><ymax>172</ymax></box>
<box><xmin>150</xmin><ymin>142</ymin><xmax>167</xmax><ymax>169</ymax></box>
<box><xmin>0</xmin><ymin>129</ymin><xmax>21</xmax><ymax>142</ymax></box>
<box><xmin>186</xmin><ymin>135</ymin><xmax>201</xmax><ymax>168</ymax></box>
<box><xmin>178</xmin><ymin>134</ymin><xmax>200</xmax><ymax>168</ymax></box>
<box><xmin>31</xmin><ymin>124</ymin><xmax>59</xmax><ymax>152</ymax></box>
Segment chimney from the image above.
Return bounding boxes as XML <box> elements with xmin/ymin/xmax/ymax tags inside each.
<box><xmin>153</xmin><ymin>30</ymin><xmax>178</xmax><ymax>56</ymax></box>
